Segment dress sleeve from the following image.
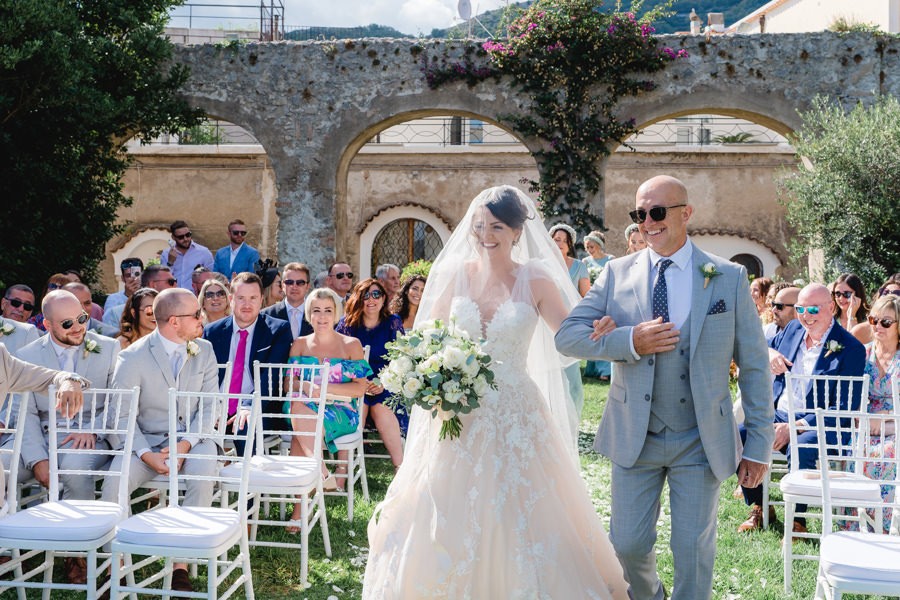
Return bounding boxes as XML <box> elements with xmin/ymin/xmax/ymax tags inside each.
<box><xmin>335</xmin><ymin>316</ymin><xmax>351</xmax><ymax>336</ymax></box>
<box><xmin>340</xmin><ymin>359</ymin><xmax>374</xmax><ymax>381</ymax></box>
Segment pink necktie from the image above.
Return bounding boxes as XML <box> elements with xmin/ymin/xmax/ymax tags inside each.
<box><xmin>228</xmin><ymin>329</ymin><xmax>249</xmax><ymax>415</ymax></box>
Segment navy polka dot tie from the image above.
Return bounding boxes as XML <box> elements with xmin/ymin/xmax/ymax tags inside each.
<box><xmin>653</xmin><ymin>259</ymin><xmax>673</xmax><ymax>322</ymax></box>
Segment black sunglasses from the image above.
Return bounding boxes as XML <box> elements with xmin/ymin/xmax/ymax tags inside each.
<box><xmin>60</xmin><ymin>312</ymin><xmax>89</xmax><ymax>330</ymax></box>
<box><xmin>770</xmin><ymin>302</ymin><xmax>795</xmax><ymax>311</ymax></box>
<box><xmin>283</xmin><ymin>279</ymin><xmax>308</xmax><ymax>287</ymax></box>
<box><xmin>879</xmin><ymin>288</ymin><xmax>900</xmax><ymax>297</ymax></box>
<box><xmin>868</xmin><ymin>316</ymin><xmax>897</xmax><ymax>328</ymax></box>
<box><xmin>6</xmin><ymin>298</ymin><xmax>35</xmax><ymax>312</ymax></box>
<box><xmin>363</xmin><ymin>290</ymin><xmax>384</xmax><ymax>300</ymax></box>
<box><xmin>204</xmin><ymin>289</ymin><xmax>227</xmax><ymax>299</ymax></box>
<box><xmin>334</xmin><ymin>272</ymin><xmax>353</xmax><ymax>280</ymax></box>
<box><xmin>172</xmin><ymin>309</ymin><xmax>202</xmax><ymax>320</ymax></box>
<box><xmin>230</xmin><ymin>230</ymin><xmax>247</xmax><ymax>236</ymax></box>
<box><xmin>832</xmin><ymin>290</ymin><xmax>854</xmax><ymax>299</ymax></box>
<box><xmin>628</xmin><ymin>204</ymin><xmax>687</xmax><ymax>225</ymax></box>
<box><xmin>153</xmin><ymin>277</ymin><xmax>178</xmax><ymax>287</ymax></box>
<box><xmin>173</xmin><ymin>231</ymin><xmax>192</xmax><ymax>240</ymax></box>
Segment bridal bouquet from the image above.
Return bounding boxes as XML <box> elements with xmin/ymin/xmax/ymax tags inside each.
<box><xmin>380</xmin><ymin>318</ymin><xmax>496</xmax><ymax>440</ymax></box>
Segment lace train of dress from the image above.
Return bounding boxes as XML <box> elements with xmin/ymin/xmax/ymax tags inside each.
<box><xmin>363</xmin><ymin>297</ymin><xmax>628</xmax><ymax>600</ymax></box>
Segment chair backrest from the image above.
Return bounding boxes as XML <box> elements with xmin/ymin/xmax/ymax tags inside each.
<box><xmin>816</xmin><ymin>407</ymin><xmax>900</xmax><ymax>536</ymax></box>
<box><xmin>48</xmin><ymin>386</ymin><xmax>140</xmax><ymax>505</ymax></box>
<box><xmin>166</xmin><ymin>389</ymin><xmax>258</xmax><ymax>512</ymax></box>
<box><xmin>252</xmin><ymin>361</ymin><xmax>330</xmax><ymax>459</ymax></box>
<box><xmin>784</xmin><ymin>373</ymin><xmax>869</xmax><ymax>467</ymax></box>
<box><xmin>0</xmin><ymin>393</ymin><xmax>27</xmax><ymax>513</ymax></box>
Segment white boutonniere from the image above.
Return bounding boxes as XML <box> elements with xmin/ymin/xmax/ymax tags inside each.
<box><xmin>82</xmin><ymin>338</ymin><xmax>100</xmax><ymax>359</ymax></box>
<box><xmin>0</xmin><ymin>321</ymin><xmax>15</xmax><ymax>337</ymax></box>
<box><xmin>186</xmin><ymin>340</ymin><xmax>200</xmax><ymax>358</ymax></box>
<box><xmin>824</xmin><ymin>340</ymin><xmax>844</xmax><ymax>357</ymax></box>
<box><xmin>699</xmin><ymin>262</ymin><xmax>721</xmax><ymax>289</ymax></box>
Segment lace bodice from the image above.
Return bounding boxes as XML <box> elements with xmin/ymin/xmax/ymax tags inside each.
<box><xmin>450</xmin><ymin>296</ymin><xmax>537</xmax><ymax>371</ymax></box>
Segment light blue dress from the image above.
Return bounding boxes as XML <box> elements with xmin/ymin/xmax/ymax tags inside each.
<box><xmin>581</xmin><ymin>255</ymin><xmax>613</xmax><ymax>379</ymax></box>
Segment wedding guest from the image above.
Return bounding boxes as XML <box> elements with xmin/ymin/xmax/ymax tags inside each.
<box><xmin>115</xmin><ymin>288</ymin><xmax>158</xmax><ymax>350</ymax></box>
<box><xmin>549</xmin><ymin>223</ymin><xmax>590</xmax><ymax>297</ymax></box>
<box><xmin>832</xmin><ymin>272</ymin><xmax>869</xmax><ymax>332</ymax></box>
<box><xmin>199</xmin><ymin>278</ymin><xmax>231</xmax><ymax>325</ymax></box>
<box><xmin>391</xmin><ymin>275</ymin><xmax>426</xmax><ymax>331</ymax></box>
<box><xmin>325</xmin><ymin>262</ymin><xmax>354</xmax><ymax>301</ymax></box>
<box><xmin>1</xmin><ymin>284</ymin><xmax>37</xmax><ymax>324</ymax></box>
<box><xmin>375</xmin><ymin>264</ymin><xmax>401</xmax><ymax>305</ymax></box>
<box><xmin>103</xmin><ymin>257</ymin><xmax>143</xmax><ymax>314</ymax></box>
<box><xmin>63</xmin><ymin>282</ymin><xmax>118</xmax><ymax>337</ymax></box>
<box><xmin>582</xmin><ymin>231</ymin><xmax>613</xmax><ymax>381</ymax></box>
<box><xmin>27</xmin><ymin>273</ymin><xmax>75</xmax><ymax>332</ymax></box>
<box><xmin>190</xmin><ymin>265</ymin><xmax>216</xmax><ymax>296</ymax></box>
<box><xmin>213</xmin><ymin>219</ymin><xmax>260</xmax><ymax>280</ymax></box>
<box><xmin>0</xmin><ymin>315</ymin><xmax>39</xmax><ymax>354</ymax></box>
<box><xmin>337</xmin><ymin>278</ymin><xmax>406</xmax><ymax>454</ymax></box>
<box><xmin>261</xmin><ymin>262</ymin><xmax>313</xmax><ymax>339</ymax></box>
<box><xmin>763</xmin><ymin>284</ymin><xmax>799</xmax><ymax>342</ymax></box>
<box><xmin>624</xmin><ymin>223</ymin><xmax>647</xmax><ymax>254</ymax></box>
<box><xmin>256</xmin><ymin>259</ymin><xmax>283</xmax><ymax>308</ymax></box>
<box><xmin>163</xmin><ymin>220</ymin><xmax>214</xmax><ymax>290</ymax></box>
<box><xmin>63</xmin><ymin>270</ymin><xmax>104</xmax><ymax>320</ymax></box>
<box><xmin>750</xmin><ymin>277</ymin><xmax>773</xmax><ymax>321</ymax></box>
<box><xmin>286</xmin><ymin>288</ymin><xmax>370</xmax><ymax>499</ymax></box>
<box><xmin>104</xmin><ymin>265</ymin><xmax>176</xmax><ymax>331</ymax></box>
<box><xmin>851</xmin><ymin>274</ymin><xmax>900</xmax><ymax>345</ymax></box>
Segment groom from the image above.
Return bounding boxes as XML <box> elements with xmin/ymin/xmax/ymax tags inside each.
<box><xmin>556</xmin><ymin>175</ymin><xmax>773</xmax><ymax>600</ymax></box>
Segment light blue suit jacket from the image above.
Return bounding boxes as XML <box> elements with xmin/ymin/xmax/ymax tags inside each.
<box><xmin>214</xmin><ymin>243</ymin><xmax>260</xmax><ymax>279</ymax></box>
<box><xmin>555</xmin><ymin>244</ymin><xmax>774</xmax><ymax>481</ymax></box>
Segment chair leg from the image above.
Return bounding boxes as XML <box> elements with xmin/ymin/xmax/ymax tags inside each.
<box><xmin>358</xmin><ymin>444</ymin><xmax>369</xmax><ymax>502</ymax></box>
<box><xmin>762</xmin><ymin>471</ymin><xmax>771</xmax><ymax>529</ymax></box>
<box><xmin>240</xmin><ymin>533</ymin><xmax>255</xmax><ymax>600</ymax></box>
<box><xmin>783</xmin><ymin>499</ymin><xmax>794</xmax><ymax>593</ymax></box>
<box><xmin>300</xmin><ymin>494</ymin><xmax>309</xmax><ymax>586</ymax></box>
<box><xmin>346</xmin><ymin>447</ymin><xmax>355</xmax><ymax>521</ymax></box>
<box><xmin>207</xmin><ymin>555</ymin><xmax>217</xmax><ymax>600</ymax></box>
<box><xmin>318</xmin><ymin>492</ymin><xmax>332</xmax><ymax>557</ymax></box>
<box><xmin>41</xmin><ymin>550</ymin><xmax>54</xmax><ymax>600</ymax></box>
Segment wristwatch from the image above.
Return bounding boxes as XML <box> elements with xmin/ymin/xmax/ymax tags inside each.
<box><xmin>61</xmin><ymin>373</ymin><xmax>91</xmax><ymax>390</ymax></box>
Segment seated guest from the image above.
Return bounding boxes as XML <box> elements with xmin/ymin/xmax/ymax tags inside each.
<box><xmin>624</xmin><ymin>222</ymin><xmax>647</xmax><ymax>254</ymax></box>
<box><xmin>286</xmin><ymin>288</ymin><xmax>369</xmax><ymax>500</ymax></box>
<box><xmin>325</xmin><ymin>262</ymin><xmax>354</xmax><ymax>301</ymax></box>
<box><xmin>375</xmin><ymin>263</ymin><xmax>401</xmax><ymax>305</ymax></box>
<box><xmin>213</xmin><ymin>219</ymin><xmax>260</xmax><ymax>280</ymax></box>
<box><xmin>256</xmin><ymin>259</ymin><xmax>283</xmax><ymax>309</ymax></box>
<box><xmin>390</xmin><ymin>274</ymin><xmax>425</xmax><ymax>332</ymax></box>
<box><xmin>851</xmin><ymin>274</ymin><xmax>900</xmax><ymax>345</ymax></box>
<box><xmin>337</xmin><ymin>278</ymin><xmax>406</xmax><ymax>456</ymax></box>
<box><xmin>1</xmin><ymin>284</ymin><xmax>37</xmax><ymax>324</ymax></box>
<box><xmin>191</xmin><ymin>265</ymin><xmax>216</xmax><ymax>296</ymax></box>
<box><xmin>102</xmin><ymin>257</ymin><xmax>143</xmax><ymax>314</ymax></box>
<box><xmin>63</xmin><ymin>270</ymin><xmax>104</xmax><ymax>320</ymax></box>
<box><xmin>736</xmin><ymin>283</ymin><xmax>866</xmax><ymax>535</ymax></box>
<box><xmin>13</xmin><ymin>290</ymin><xmax>117</xmax><ymax>584</ymax></box>
<box><xmin>832</xmin><ymin>272</ymin><xmax>869</xmax><ymax>333</ymax></box>
<box><xmin>28</xmin><ymin>274</ymin><xmax>76</xmax><ymax>332</ymax></box>
<box><xmin>0</xmin><ymin>315</ymin><xmax>39</xmax><ymax>354</ymax></box>
<box><xmin>204</xmin><ymin>272</ymin><xmax>292</xmax><ymax>434</ymax></box>
<box><xmin>199</xmin><ymin>278</ymin><xmax>231</xmax><ymax>326</ymax></box>
<box><xmin>101</xmin><ymin>288</ymin><xmax>218</xmax><ymax>594</ymax></box>
<box><xmin>63</xmin><ymin>282</ymin><xmax>118</xmax><ymax>337</ymax></box>
<box><xmin>261</xmin><ymin>262</ymin><xmax>313</xmax><ymax>339</ymax></box>
<box><xmin>115</xmin><ymin>288</ymin><xmax>158</xmax><ymax>350</ymax></box>
<box><xmin>103</xmin><ymin>265</ymin><xmax>177</xmax><ymax>330</ymax></box>
<box><xmin>763</xmin><ymin>283</ymin><xmax>800</xmax><ymax>342</ymax></box>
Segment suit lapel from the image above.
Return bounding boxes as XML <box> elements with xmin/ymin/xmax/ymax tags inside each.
<box><xmin>630</xmin><ymin>250</ymin><xmax>652</xmax><ymax>323</ymax></box>
<box><xmin>39</xmin><ymin>336</ymin><xmax>58</xmax><ymax>370</ymax></box>
<box><xmin>149</xmin><ymin>332</ymin><xmax>176</xmax><ymax>388</ymax></box>
<box><xmin>813</xmin><ymin>319</ymin><xmax>840</xmax><ymax>372</ymax></box>
<box><xmin>689</xmin><ymin>247</ymin><xmax>714</xmax><ymax>361</ymax></box>
<box><xmin>250</xmin><ymin>316</ymin><xmax>272</xmax><ymax>360</ymax></box>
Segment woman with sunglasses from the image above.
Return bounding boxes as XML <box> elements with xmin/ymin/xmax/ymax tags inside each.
<box><xmin>850</xmin><ymin>274</ymin><xmax>900</xmax><ymax>344</ymax></box>
<box><xmin>116</xmin><ymin>287</ymin><xmax>158</xmax><ymax>349</ymax></box>
<box><xmin>199</xmin><ymin>277</ymin><xmax>232</xmax><ymax>325</ymax></box>
<box><xmin>391</xmin><ymin>274</ymin><xmax>426</xmax><ymax>332</ymax></box>
<box><xmin>841</xmin><ymin>294</ymin><xmax>900</xmax><ymax>533</ymax></box>
<box><xmin>336</xmin><ymin>278</ymin><xmax>406</xmax><ymax>464</ymax></box>
<box><xmin>832</xmin><ymin>272</ymin><xmax>869</xmax><ymax>333</ymax></box>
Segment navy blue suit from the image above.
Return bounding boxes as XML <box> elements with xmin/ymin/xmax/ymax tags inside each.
<box><xmin>740</xmin><ymin>318</ymin><xmax>866</xmax><ymax>519</ymax></box>
<box><xmin>261</xmin><ymin>300</ymin><xmax>313</xmax><ymax>338</ymax></box>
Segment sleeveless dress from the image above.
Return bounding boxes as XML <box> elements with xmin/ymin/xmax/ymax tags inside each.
<box><xmin>362</xmin><ymin>293</ymin><xmax>628</xmax><ymax>599</ymax></box>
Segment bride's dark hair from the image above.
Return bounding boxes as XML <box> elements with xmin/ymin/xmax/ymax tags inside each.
<box><xmin>483</xmin><ymin>186</ymin><xmax>532</xmax><ymax>229</ymax></box>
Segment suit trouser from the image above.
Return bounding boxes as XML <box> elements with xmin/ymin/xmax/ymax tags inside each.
<box><xmin>100</xmin><ymin>439</ymin><xmax>218</xmax><ymax>507</ymax></box>
<box><xmin>0</xmin><ymin>436</ymin><xmax>110</xmax><ymax>501</ymax></box>
<box><xmin>610</xmin><ymin>426</ymin><xmax>720</xmax><ymax>600</ymax></box>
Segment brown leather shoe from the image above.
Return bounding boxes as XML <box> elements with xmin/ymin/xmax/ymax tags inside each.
<box><xmin>790</xmin><ymin>520</ymin><xmax>808</xmax><ymax>542</ymax></box>
<box><xmin>737</xmin><ymin>505</ymin><xmax>775</xmax><ymax>532</ymax></box>
<box><xmin>170</xmin><ymin>568</ymin><xmax>194</xmax><ymax>596</ymax></box>
<box><xmin>64</xmin><ymin>557</ymin><xmax>88</xmax><ymax>585</ymax></box>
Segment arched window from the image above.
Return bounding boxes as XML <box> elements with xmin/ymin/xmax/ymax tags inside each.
<box><xmin>730</xmin><ymin>253</ymin><xmax>764</xmax><ymax>279</ymax></box>
<box><xmin>371</xmin><ymin>219</ymin><xmax>443</xmax><ymax>274</ymax></box>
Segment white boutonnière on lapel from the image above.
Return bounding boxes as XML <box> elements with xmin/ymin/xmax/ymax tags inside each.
<box><xmin>824</xmin><ymin>340</ymin><xmax>844</xmax><ymax>357</ymax></box>
<box><xmin>82</xmin><ymin>338</ymin><xmax>101</xmax><ymax>360</ymax></box>
<box><xmin>699</xmin><ymin>262</ymin><xmax>721</xmax><ymax>289</ymax></box>
<box><xmin>0</xmin><ymin>321</ymin><xmax>15</xmax><ymax>337</ymax></box>
<box><xmin>186</xmin><ymin>340</ymin><xmax>200</xmax><ymax>358</ymax></box>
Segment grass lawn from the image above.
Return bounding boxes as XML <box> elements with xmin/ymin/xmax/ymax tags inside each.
<box><xmin>7</xmin><ymin>379</ymin><xmax>894</xmax><ymax>599</ymax></box>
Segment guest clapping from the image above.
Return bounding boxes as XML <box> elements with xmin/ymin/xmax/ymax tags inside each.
<box><xmin>391</xmin><ymin>275</ymin><xmax>426</xmax><ymax>332</ymax></box>
<box><xmin>549</xmin><ymin>223</ymin><xmax>590</xmax><ymax>296</ymax></box>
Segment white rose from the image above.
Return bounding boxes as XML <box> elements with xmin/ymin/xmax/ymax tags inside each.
<box><xmin>392</xmin><ymin>356</ymin><xmax>413</xmax><ymax>377</ymax></box>
<box><xmin>402</xmin><ymin>377</ymin><xmax>424</xmax><ymax>399</ymax></box>
<box><xmin>473</xmin><ymin>375</ymin><xmax>489</xmax><ymax>397</ymax></box>
<box><xmin>442</xmin><ymin>347</ymin><xmax>466</xmax><ymax>370</ymax></box>
<box><xmin>461</xmin><ymin>355</ymin><xmax>480</xmax><ymax>378</ymax></box>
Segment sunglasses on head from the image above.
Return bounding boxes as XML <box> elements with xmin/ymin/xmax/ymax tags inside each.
<box><xmin>832</xmin><ymin>290</ymin><xmax>854</xmax><ymax>299</ymax></box>
<box><xmin>283</xmin><ymin>279</ymin><xmax>308</xmax><ymax>287</ymax></box>
<box><xmin>769</xmin><ymin>302</ymin><xmax>795</xmax><ymax>311</ymax></box>
<box><xmin>6</xmin><ymin>298</ymin><xmax>35</xmax><ymax>312</ymax></box>
<box><xmin>121</xmin><ymin>259</ymin><xmax>142</xmax><ymax>270</ymax></box>
<box><xmin>868</xmin><ymin>316</ymin><xmax>897</xmax><ymax>328</ymax></box>
<box><xmin>628</xmin><ymin>204</ymin><xmax>687</xmax><ymax>225</ymax></box>
<box><xmin>204</xmin><ymin>289</ymin><xmax>227</xmax><ymax>299</ymax></box>
<box><xmin>334</xmin><ymin>272</ymin><xmax>353</xmax><ymax>280</ymax></box>
<box><xmin>173</xmin><ymin>231</ymin><xmax>192</xmax><ymax>240</ymax></box>
<box><xmin>60</xmin><ymin>313</ymin><xmax>89</xmax><ymax>330</ymax></box>
<box><xmin>230</xmin><ymin>230</ymin><xmax>247</xmax><ymax>236</ymax></box>
<box><xmin>363</xmin><ymin>290</ymin><xmax>384</xmax><ymax>300</ymax></box>
<box><xmin>880</xmin><ymin>288</ymin><xmax>900</xmax><ymax>297</ymax></box>
<box><xmin>173</xmin><ymin>309</ymin><xmax>202</xmax><ymax>320</ymax></box>
<box><xmin>794</xmin><ymin>305</ymin><xmax>821</xmax><ymax>315</ymax></box>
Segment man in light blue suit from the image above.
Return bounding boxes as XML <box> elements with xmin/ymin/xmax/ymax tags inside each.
<box><xmin>556</xmin><ymin>176</ymin><xmax>774</xmax><ymax>600</ymax></box>
<box><xmin>213</xmin><ymin>219</ymin><xmax>260</xmax><ymax>279</ymax></box>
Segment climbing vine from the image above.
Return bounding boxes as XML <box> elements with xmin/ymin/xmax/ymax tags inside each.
<box><xmin>423</xmin><ymin>0</ymin><xmax>685</xmax><ymax>230</ymax></box>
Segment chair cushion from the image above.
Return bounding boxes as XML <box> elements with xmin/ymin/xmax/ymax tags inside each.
<box><xmin>333</xmin><ymin>430</ymin><xmax>362</xmax><ymax>447</ymax></box>
<box><xmin>821</xmin><ymin>531</ymin><xmax>900</xmax><ymax>584</ymax></box>
<box><xmin>0</xmin><ymin>500</ymin><xmax>123</xmax><ymax>542</ymax></box>
<box><xmin>224</xmin><ymin>456</ymin><xmax>319</xmax><ymax>488</ymax></box>
<box><xmin>116</xmin><ymin>506</ymin><xmax>240</xmax><ymax>549</ymax></box>
<box><xmin>780</xmin><ymin>470</ymin><xmax>883</xmax><ymax>502</ymax></box>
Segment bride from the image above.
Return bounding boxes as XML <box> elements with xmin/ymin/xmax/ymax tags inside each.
<box><xmin>363</xmin><ymin>185</ymin><xmax>629</xmax><ymax>599</ymax></box>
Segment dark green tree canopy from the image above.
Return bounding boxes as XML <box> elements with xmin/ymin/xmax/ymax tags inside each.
<box><xmin>0</xmin><ymin>0</ymin><xmax>202</xmax><ymax>294</ymax></box>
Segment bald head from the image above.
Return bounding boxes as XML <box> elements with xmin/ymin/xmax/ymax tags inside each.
<box><xmin>796</xmin><ymin>283</ymin><xmax>833</xmax><ymax>338</ymax></box>
<box><xmin>153</xmin><ymin>288</ymin><xmax>196</xmax><ymax>322</ymax></box>
<box><xmin>154</xmin><ymin>288</ymin><xmax>202</xmax><ymax>343</ymax></box>
<box><xmin>798</xmin><ymin>283</ymin><xmax>831</xmax><ymax>307</ymax></box>
<box><xmin>63</xmin><ymin>282</ymin><xmax>93</xmax><ymax>314</ymax></box>
<box><xmin>636</xmin><ymin>175</ymin><xmax>688</xmax><ymax>205</ymax></box>
<box><xmin>42</xmin><ymin>290</ymin><xmax>83</xmax><ymax>321</ymax></box>
<box><xmin>42</xmin><ymin>290</ymin><xmax>88</xmax><ymax>347</ymax></box>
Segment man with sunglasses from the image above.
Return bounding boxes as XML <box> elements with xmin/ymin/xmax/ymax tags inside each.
<box><xmin>326</xmin><ymin>262</ymin><xmax>354</xmax><ymax>301</ymax></box>
<box><xmin>102</xmin><ymin>288</ymin><xmax>218</xmax><ymax>594</ymax></box>
<box><xmin>213</xmin><ymin>219</ymin><xmax>260</xmax><ymax>280</ymax></box>
<box><xmin>10</xmin><ymin>290</ymin><xmax>118</xmax><ymax>583</ymax></box>
<box><xmin>763</xmin><ymin>285</ymin><xmax>800</xmax><ymax>342</ymax></box>
<box><xmin>164</xmin><ymin>220</ymin><xmax>214</xmax><ymax>290</ymax></box>
<box><xmin>557</xmin><ymin>175</ymin><xmax>773</xmax><ymax>600</ymax></box>
<box><xmin>1</xmin><ymin>285</ymin><xmax>37</xmax><ymax>324</ymax></box>
<box><xmin>261</xmin><ymin>262</ymin><xmax>313</xmax><ymax>338</ymax></box>
<box><xmin>736</xmin><ymin>282</ymin><xmax>865</xmax><ymax>536</ymax></box>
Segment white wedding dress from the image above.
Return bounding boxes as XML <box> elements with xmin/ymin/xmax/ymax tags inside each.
<box><xmin>363</xmin><ymin>284</ymin><xmax>629</xmax><ymax>599</ymax></box>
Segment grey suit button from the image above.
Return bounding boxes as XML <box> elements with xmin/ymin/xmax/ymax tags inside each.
<box><xmin>648</xmin><ymin>358</ymin><xmax>654</xmax><ymax>366</ymax></box>
<box><xmin>644</xmin><ymin>394</ymin><xmax>651</xmax><ymax>401</ymax></box>
<box><xmin>680</xmin><ymin>398</ymin><xmax>687</xmax><ymax>404</ymax></box>
<box><xmin>679</xmin><ymin>349</ymin><xmax>685</xmax><ymax>355</ymax></box>
<box><xmin>680</xmin><ymin>374</ymin><xmax>686</xmax><ymax>380</ymax></box>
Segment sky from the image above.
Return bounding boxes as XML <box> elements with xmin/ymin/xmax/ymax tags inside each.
<box><xmin>169</xmin><ymin>0</ymin><xmax>512</xmax><ymax>37</ymax></box>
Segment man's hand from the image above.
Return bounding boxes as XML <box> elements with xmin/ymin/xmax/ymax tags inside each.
<box><xmin>737</xmin><ymin>458</ymin><xmax>768</xmax><ymax>489</ymax></box>
<box><xmin>55</xmin><ymin>379</ymin><xmax>84</xmax><ymax>419</ymax></box>
<box><xmin>160</xmin><ymin>440</ymin><xmax>192</xmax><ymax>471</ymax></box>
<box><xmin>32</xmin><ymin>459</ymin><xmax>50</xmax><ymax>487</ymax></box>
<box><xmin>772</xmin><ymin>422</ymin><xmax>791</xmax><ymax>450</ymax></box>
<box><xmin>124</xmin><ymin>276</ymin><xmax>141</xmax><ymax>295</ymax></box>
<box><xmin>768</xmin><ymin>348</ymin><xmax>793</xmax><ymax>375</ymax></box>
<box><xmin>632</xmin><ymin>317</ymin><xmax>680</xmax><ymax>355</ymax></box>
<box><xmin>141</xmin><ymin>451</ymin><xmax>170</xmax><ymax>475</ymax></box>
<box><xmin>61</xmin><ymin>433</ymin><xmax>96</xmax><ymax>449</ymax></box>
<box><xmin>589</xmin><ymin>316</ymin><xmax>617</xmax><ymax>342</ymax></box>
<box><xmin>235</xmin><ymin>408</ymin><xmax>253</xmax><ymax>431</ymax></box>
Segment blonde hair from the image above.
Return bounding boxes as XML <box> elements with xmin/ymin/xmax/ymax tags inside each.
<box><xmin>304</xmin><ymin>287</ymin><xmax>344</xmax><ymax>322</ymax></box>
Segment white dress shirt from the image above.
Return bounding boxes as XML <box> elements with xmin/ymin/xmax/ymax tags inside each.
<box><xmin>170</xmin><ymin>241</ymin><xmax>214</xmax><ymax>290</ymax></box>
<box><xmin>226</xmin><ymin>321</ymin><xmax>256</xmax><ymax>395</ymax></box>
<box><xmin>778</xmin><ymin>322</ymin><xmax>834</xmax><ymax>414</ymax></box>
<box><xmin>229</xmin><ymin>243</ymin><xmax>244</xmax><ymax>271</ymax></box>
